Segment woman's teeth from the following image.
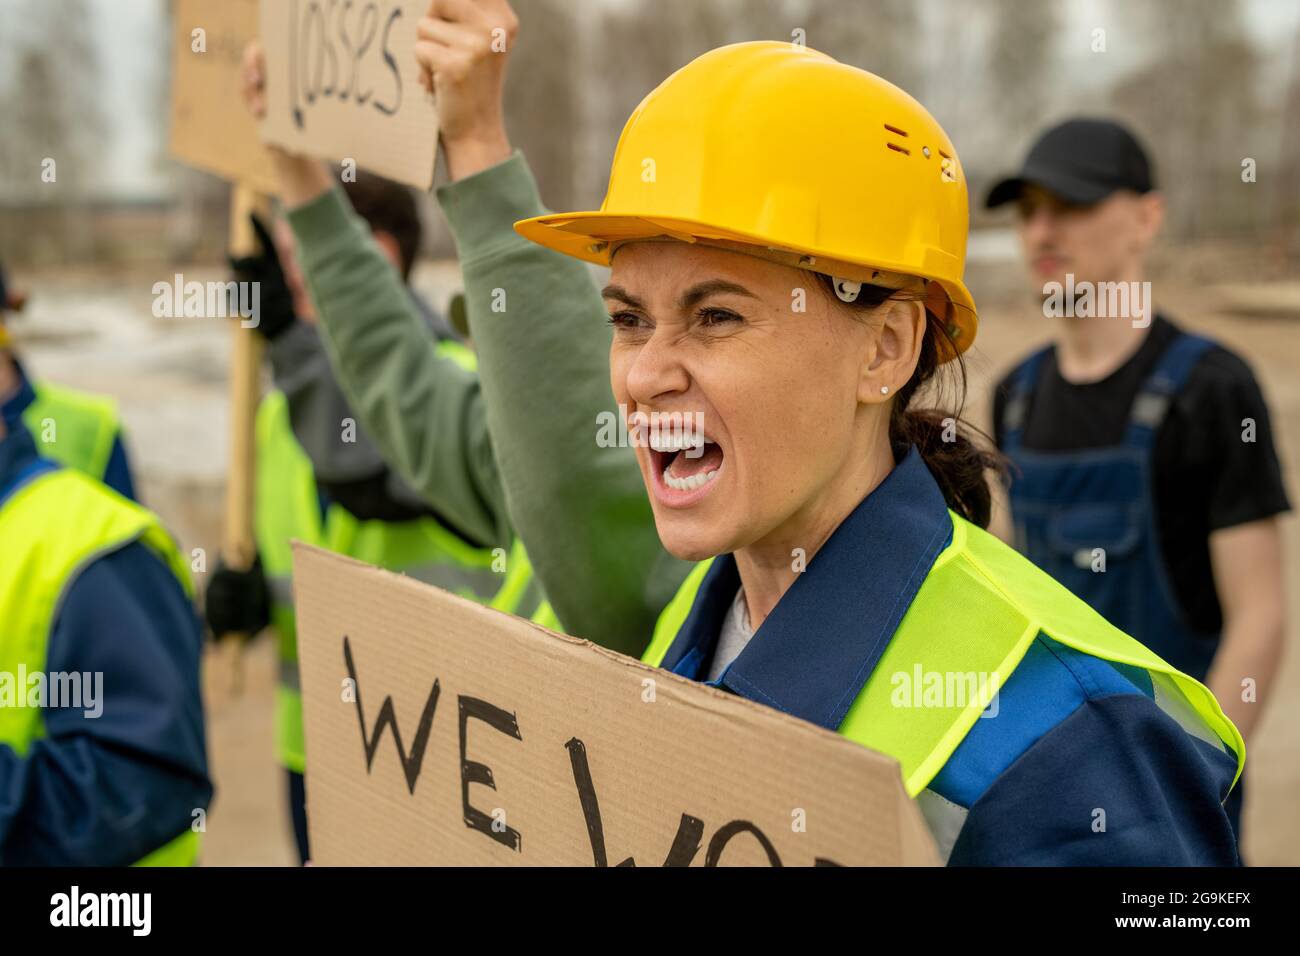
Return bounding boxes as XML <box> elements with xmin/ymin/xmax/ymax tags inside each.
<box><xmin>663</xmin><ymin>467</ymin><xmax>720</xmax><ymax>492</ymax></box>
<box><xmin>641</xmin><ymin>422</ymin><xmax>722</xmax><ymax>493</ymax></box>
<box><xmin>648</xmin><ymin>434</ymin><xmax>714</xmax><ymax>455</ymax></box>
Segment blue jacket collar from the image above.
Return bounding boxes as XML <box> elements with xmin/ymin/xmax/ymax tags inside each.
<box><xmin>1</xmin><ymin>357</ymin><xmax>36</xmax><ymax>431</ymax></box>
<box><xmin>658</xmin><ymin>446</ymin><xmax>954</xmax><ymax>731</ymax></box>
<box><xmin>0</xmin><ymin>420</ymin><xmax>56</xmax><ymax>507</ymax></box>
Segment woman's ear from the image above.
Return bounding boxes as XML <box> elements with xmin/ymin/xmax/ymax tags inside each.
<box><xmin>859</xmin><ymin>297</ymin><xmax>926</xmax><ymax>405</ymax></box>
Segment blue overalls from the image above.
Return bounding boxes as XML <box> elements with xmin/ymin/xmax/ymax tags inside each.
<box><xmin>1000</xmin><ymin>331</ymin><xmax>1243</xmax><ymax>835</ymax></box>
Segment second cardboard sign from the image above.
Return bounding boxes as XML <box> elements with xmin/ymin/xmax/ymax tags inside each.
<box><xmin>260</xmin><ymin>0</ymin><xmax>440</xmax><ymax>190</ymax></box>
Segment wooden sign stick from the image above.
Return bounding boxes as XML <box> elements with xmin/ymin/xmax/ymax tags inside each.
<box><xmin>221</xmin><ymin>183</ymin><xmax>268</xmax><ymax>695</ymax></box>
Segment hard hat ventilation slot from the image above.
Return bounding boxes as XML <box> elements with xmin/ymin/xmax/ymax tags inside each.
<box><xmin>884</xmin><ymin>124</ymin><xmax>911</xmax><ymax>156</ymax></box>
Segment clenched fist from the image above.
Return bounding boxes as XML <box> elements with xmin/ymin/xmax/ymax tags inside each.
<box><xmin>415</xmin><ymin>0</ymin><xmax>517</xmax><ymax>181</ymax></box>
<box><xmin>237</xmin><ymin>40</ymin><xmax>333</xmax><ymax>208</ymax></box>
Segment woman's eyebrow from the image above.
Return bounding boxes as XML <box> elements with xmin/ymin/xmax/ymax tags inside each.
<box><xmin>602</xmin><ymin>279</ymin><xmax>759</xmax><ymax>312</ymax></box>
<box><xmin>679</xmin><ymin>279</ymin><xmax>759</xmax><ymax>310</ymax></box>
<box><xmin>601</xmin><ymin>284</ymin><xmax>644</xmax><ymax>309</ymax></box>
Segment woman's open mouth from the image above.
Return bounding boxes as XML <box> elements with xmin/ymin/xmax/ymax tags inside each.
<box><xmin>648</xmin><ymin>432</ymin><xmax>725</xmax><ymax>505</ymax></box>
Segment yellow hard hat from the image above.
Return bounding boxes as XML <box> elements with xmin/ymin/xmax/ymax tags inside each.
<box><xmin>515</xmin><ymin>41</ymin><xmax>977</xmax><ymax>358</ymax></box>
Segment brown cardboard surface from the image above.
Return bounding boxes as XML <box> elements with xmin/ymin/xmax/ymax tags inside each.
<box><xmin>168</xmin><ymin>0</ymin><xmax>279</xmax><ymax>193</ymax></box>
<box><xmin>292</xmin><ymin>543</ymin><xmax>939</xmax><ymax>867</ymax></box>
<box><xmin>259</xmin><ymin>0</ymin><xmax>439</xmax><ymax>190</ymax></box>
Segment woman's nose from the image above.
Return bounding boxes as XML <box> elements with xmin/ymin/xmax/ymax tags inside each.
<box><xmin>623</xmin><ymin>329</ymin><xmax>691</xmax><ymax>405</ymax></box>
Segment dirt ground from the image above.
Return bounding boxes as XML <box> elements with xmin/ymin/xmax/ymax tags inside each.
<box><xmin>10</xmin><ymin>246</ymin><xmax>1299</xmax><ymax>866</ymax></box>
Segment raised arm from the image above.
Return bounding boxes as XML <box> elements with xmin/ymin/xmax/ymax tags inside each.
<box><xmin>434</xmin><ymin>149</ymin><xmax>692</xmax><ymax>653</ymax></box>
<box><xmin>412</xmin><ymin>0</ymin><xmax>693</xmax><ymax>652</ymax></box>
<box><xmin>240</xmin><ymin>4</ymin><xmax>693</xmax><ymax>653</ymax></box>
<box><xmin>241</xmin><ymin>41</ymin><xmax>512</xmax><ymax>552</ymax></box>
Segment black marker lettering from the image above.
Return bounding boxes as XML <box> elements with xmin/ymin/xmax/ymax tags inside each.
<box><xmin>374</xmin><ymin>6</ymin><xmax>402</xmax><ymax>116</ymax></box>
<box><xmin>459</xmin><ymin>696</ymin><xmax>522</xmax><ymax>851</ymax></box>
<box><xmin>705</xmin><ymin>820</ymin><xmax>783</xmax><ymax>867</ymax></box>
<box><xmin>306</xmin><ymin>1</ymin><xmax>327</xmax><ymax>104</ymax></box>
<box><xmin>353</xmin><ymin>2</ymin><xmax>378</xmax><ymax>105</ymax></box>
<box><xmin>342</xmin><ymin>635</ymin><xmax>440</xmax><ymax>795</ymax></box>
<box><xmin>336</xmin><ymin>0</ymin><xmax>354</xmax><ymax>100</ymax></box>
<box><xmin>321</xmin><ymin>0</ymin><xmax>340</xmax><ymax>95</ymax></box>
<box><xmin>565</xmin><ymin>737</ymin><xmax>703</xmax><ymax>867</ymax></box>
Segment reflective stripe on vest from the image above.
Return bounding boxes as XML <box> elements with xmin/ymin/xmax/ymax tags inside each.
<box><xmin>490</xmin><ymin>538</ymin><xmax>557</xmax><ymax>623</ymax></box>
<box><xmin>254</xmin><ymin>390</ymin><xmax>558</xmax><ymax>772</ymax></box>
<box><xmin>21</xmin><ymin>381</ymin><xmax>121</xmax><ymax>481</ymax></box>
<box><xmin>436</xmin><ymin>338</ymin><xmax>477</xmax><ymax>372</ymax></box>
<box><xmin>644</xmin><ymin>511</ymin><xmax>1244</xmax><ymax>798</ymax></box>
<box><xmin>0</xmin><ymin>467</ymin><xmax>200</xmax><ymax>866</ymax></box>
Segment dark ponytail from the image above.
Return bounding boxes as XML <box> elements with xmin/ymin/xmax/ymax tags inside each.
<box><xmin>815</xmin><ymin>274</ymin><xmax>1005</xmax><ymax>528</ymax></box>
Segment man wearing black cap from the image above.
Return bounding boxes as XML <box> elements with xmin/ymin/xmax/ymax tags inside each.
<box><xmin>987</xmin><ymin>118</ymin><xmax>1288</xmax><ymax>847</ymax></box>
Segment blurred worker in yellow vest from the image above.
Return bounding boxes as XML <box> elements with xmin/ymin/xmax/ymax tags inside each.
<box><xmin>0</xmin><ymin>263</ymin><xmax>211</xmax><ymax>865</ymax></box>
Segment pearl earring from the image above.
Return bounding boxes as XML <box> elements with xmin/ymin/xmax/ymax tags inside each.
<box><xmin>880</xmin><ymin>385</ymin><xmax>890</xmax><ymax>395</ymax></box>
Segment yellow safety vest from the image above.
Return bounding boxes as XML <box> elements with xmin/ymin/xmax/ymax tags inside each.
<box><xmin>0</xmin><ymin>466</ymin><xmax>201</xmax><ymax>866</ymax></box>
<box><xmin>644</xmin><ymin>510</ymin><xmax>1244</xmax><ymax>798</ymax></box>
<box><xmin>21</xmin><ymin>380</ymin><xmax>122</xmax><ymax>481</ymax></box>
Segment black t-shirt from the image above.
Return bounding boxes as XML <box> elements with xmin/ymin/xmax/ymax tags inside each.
<box><xmin>992</xmin><ymin>315</ymin><xmax>1290</xmax><ymax>633</ymax></box>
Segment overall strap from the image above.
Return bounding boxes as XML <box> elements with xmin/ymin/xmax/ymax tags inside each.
<box><xmin>1123</xmin><ymin>332</ymin><xmax>1217</xmax><ymax>450</ymax></box>
<box><xmin>999</xmin><ymin>346</ymin><xmax>1052</xmax><ymax>452</ymax></box>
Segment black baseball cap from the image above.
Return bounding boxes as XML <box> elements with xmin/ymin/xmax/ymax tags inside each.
<box><xmin>985</xmin><ymin>118</ymin><xmax>1156</xmax><ymax>209</ymax></box>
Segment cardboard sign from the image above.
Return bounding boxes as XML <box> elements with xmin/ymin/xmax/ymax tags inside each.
<box><xmin>168</xmin><ymin>0</ymin><xmax>279</xmax><ymax>194</ymax></box>
<box><xmin>259</xmin><ymin>0</ymin><xmax>440</xmax><ymax>190</ymax></box>
<box><xmin>292</xmin><ymin>544</ymin><xmax>939</xmax><ymax>866</ymax></box>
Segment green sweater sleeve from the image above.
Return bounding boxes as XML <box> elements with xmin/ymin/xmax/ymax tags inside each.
<box><xmin>435</xmin><ymin>151</ymin><xmax>693</xmax><ymax>655</ymax></box>
<box><xmin>287</xmin><ymin>187</ymin><xmax>511</xmax><ymax>551</ymax></box>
